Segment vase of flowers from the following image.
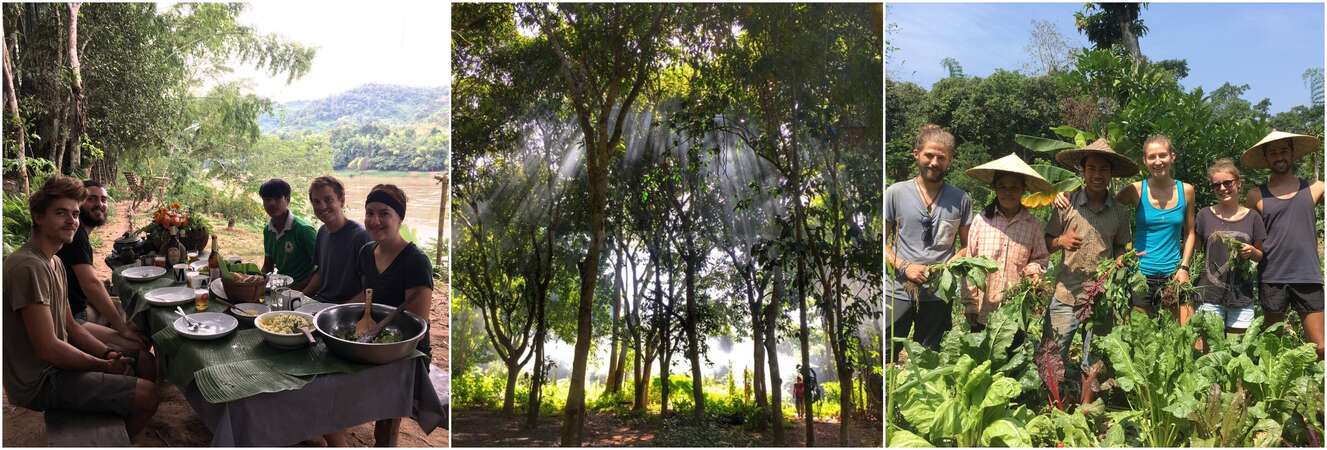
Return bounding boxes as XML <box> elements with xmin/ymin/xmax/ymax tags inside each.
<box><xmin>140</xmin><ymin>202</ymin><xmax>211</xmax><ymax>252</ymax></box>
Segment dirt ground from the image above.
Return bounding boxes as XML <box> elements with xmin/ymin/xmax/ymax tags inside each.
<box><xmin>2</xmin><ymin>202</ymin><xmax>450</xmax><ymax>447</ymax></box>
<box><xmin>451</xmin><ymin>408</ymin><xmax>882</xmax><ymax>447</ymax></box>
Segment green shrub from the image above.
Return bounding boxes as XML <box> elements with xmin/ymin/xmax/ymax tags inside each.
<box><xmin>454</xmin><ymin>371</ymin><xmax>505</xmax><ymax>409</ymax></box>
<box><xmin>3</xmin><ymin>193</ymin><xmax>32</xmax><ymax>257</ymax></box>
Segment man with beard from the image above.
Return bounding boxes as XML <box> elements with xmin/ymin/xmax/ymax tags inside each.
<box><xmin>260</xmin><ymin>178</ymin><xmax>318</xmax><ymax>291</ymax></box>
<box><xmin>4</xmin><ymin>176</ymin><xmax>159</xmax><ymax>441</ymax></box>
<box><xmin>1044</xmin><ymin>140</ymin><xmax>1137</xmax><ymax>404</ymax></box>
<box><xmin>55</xmin><ymin>180</ymin><xmax>152</xmax><ymax>375</ymax></box>
<box><xmin>885</xmin><ymin>124</ymin><xmax>972</xmax><ymax>359</ymax></box>
<box><xmin>301</xmin><ymin>176</ymin><xmax>370</xmax><ymax>303</ymax></box>
<box><xmin>1242</xmin><ymin>131</ymin><xmax>1324</xmax><ymax>359</ymax></box>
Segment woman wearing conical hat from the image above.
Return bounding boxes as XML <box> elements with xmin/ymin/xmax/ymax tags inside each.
<box><xmin>1241</xmin><ymin>130</ymin><xmax>1324</xmax><ymax>360</ymax></box>
<box><xmin>961</xmin><ymin>153</ymin><xmax>1053</xmax><ymax>329</ymax></box>
<box><xmin>1055</xmin><ymin>135</ymin><xmax>1198</xmax><ymax>324</ymax></box>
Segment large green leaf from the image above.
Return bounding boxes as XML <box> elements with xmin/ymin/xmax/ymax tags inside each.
<box><xmin>1014</xmin><ymin>134</ymin><xmax>1076</xmax><ymax>153</ymax></box>
<box><xmin>887</xmin><ymin>427</ymin><xmax>935</xmax><ymax>448</ymax></box>
<box><xmin>979</xmin><ymin>419</ymin><xmax>1031</xmax><ymax>447</ymax></box>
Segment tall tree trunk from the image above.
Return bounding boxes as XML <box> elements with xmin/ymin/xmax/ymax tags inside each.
<box><xmin>525</xmin><ymin>296</ymin><xmax>547</xmax><ymax>428</ymax></box>
<box><xmin>789</xmin><ymin>100</ymin><xmax>815</xmax><ymax>447</ymax></box>
<box><xmin>64</xmin><ymin>2</ymin><xmax>83</xmax><ymax>175</ymax></box>
<box><xmin>502</xmin><ymin>357</ymin><xmax>523</xmax><ymax>417</ymax></box>
<box><xmin>560</xmin><ymin>133</ymin><xmax>608</xmax><ymax>445</ymax></box>
<box><xmin>435</xmin><ymin>172</ymin><xmax>449</xmax><ymax>269</ymax></box>
<box><xmin>605</xmin><ymin>241</ymin><xmax>624</xmax><ymax>394</ymax></box>
<box><xmin>684</xmin><ymin>232</ymin><xmax>705</xmax><ymax>420</ymax></box>
<box><xmin>766</xmin><ymin>263</ymin><xmax>786</xmax><ymax>446</ymax></box>
<box><xmin>3</xmin><ymin>34</ymin><xmax>30</xmax><ymax>196</ymax></box>
<box><xmin>750</xmin><ymin>291</ymin><xmax>769</xmax><ymax>429</ymax></box>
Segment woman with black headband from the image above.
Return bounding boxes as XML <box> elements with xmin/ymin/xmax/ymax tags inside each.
<box><xmin>353</xmin><ymin>184</ymin><xmax>434</xmax><ymax>446</ymax></box>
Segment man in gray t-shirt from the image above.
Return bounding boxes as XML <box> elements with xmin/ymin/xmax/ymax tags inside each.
<box><xmin>303</xmin><ymin>177</ymin><xmax>372</xmax><ymax>306</ymax></box>
<box><xmin>885</xmin><ymin>126</ymin><xmax>972</xmax><ymax>357</ymax></box>
<box><xmin>312</xmin><ymin>220</ymin><xmax>371</xmax><ymax>303</ymax></box>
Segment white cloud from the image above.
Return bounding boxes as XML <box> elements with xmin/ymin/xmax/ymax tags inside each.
<box><xmin>212</xmin><ymin>0</ymin><xmax>447</xmax><ymax>102</ymax></box>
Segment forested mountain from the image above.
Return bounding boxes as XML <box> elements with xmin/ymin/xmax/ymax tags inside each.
<box><xmin>259</xmin><ymin>84</ymin><xmax>446</xmax><ymax>134</ymax></box>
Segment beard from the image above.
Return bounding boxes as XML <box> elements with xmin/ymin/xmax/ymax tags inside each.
<box><xmin>920</xmin><ymin>166</ymin><xmax>947</xmax><ymax>182</ymax></box>
<box><xmin>80</xmin><ymin>206</ymin><xmax>106</xmax><ymax>228</ymax></box>
<box><xmin>1270</xmin><ymin>159</ymin><xmax>1292</xmax><ymax>174</ymax></box>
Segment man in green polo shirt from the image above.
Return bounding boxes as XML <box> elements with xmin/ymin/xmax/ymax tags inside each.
<box><xmin>260</xmin><ymin>179</ymin><xmax>317</xmax><ymax>291</ymax></box>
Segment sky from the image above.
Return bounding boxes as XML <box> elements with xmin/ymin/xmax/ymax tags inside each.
<box><xmin>202</xmin><ymin>0</ymin><xmax>448</xmax><ymax>102</ymax></box>
<box><xmin>887</xmin><ymin>2</ymin><xmax>1326</xmax><ymax>114</ymax></box>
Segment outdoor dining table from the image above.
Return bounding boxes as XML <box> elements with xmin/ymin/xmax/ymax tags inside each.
<box><xmin>112</xmin><ymin>264</ymin><xmax>447</xmax><ymax>446</ymax></box>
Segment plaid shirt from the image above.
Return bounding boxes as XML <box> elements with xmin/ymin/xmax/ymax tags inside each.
<box><xmin>963</xmin><ymin>207</ymin><xmax>1049</xmax><ymax>323</ymax></box>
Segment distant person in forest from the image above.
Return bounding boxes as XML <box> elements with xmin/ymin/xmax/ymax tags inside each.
<box><xmin>793</xmin><ymin>375</ymin><xmax>805</xmax><ymax>419</ymax></box>
<box><xmin>886</xmin><ymin>124</ymin><xmax>973</xmax><ymax>360</ymax></box>
<box><xmin>347</xmin><ymin>184</ymin><xmax>434</xmax><ymax>446</ymax></box>
<box><xmin>301</xmin><ymin>176</ymin><xmax>370</xmax><ymax>304</ymax></box>
<box><xmin>3</xmin><ymin>176</ymin><xmax>159</xmax><ymax>441</ymax></box>
<box><xmin>1241</xmin><ymin>130</ymin><xmax>1325</xmax><ymax>359</ymax></box>
<box><xmin>1044</xmin><ymin>139</ymin><xmax>1137</xmax><ymax>404</ymax></box>
<box><xmin>1055</xmin><ymin>135</ymin><xmax>1198</xmax><ymax>324</ymax></box>
<box><xmin>1192</xmin><ymin>159</ymin><xmax>1264</xmax><ymax>352</ymax></box>
<box><xmin>259</xmin><ymin>178</ymin><xmax>318</xmax><ymax>291</ymax></box>
<box><xmin>961</xmin><ymin>154</ymin><xmax>1052</xmax><ymax>330</ymax></box>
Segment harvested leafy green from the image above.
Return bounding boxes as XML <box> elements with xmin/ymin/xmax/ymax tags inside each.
<box><xmin>1079</xmin><ymin>249</ymin><xmax>1146</xmax><ymax>323</ymax></box>
<box><xmin>334</xmin><ymin>328</ymin><xmax>404</xmax><ymax>343</ymax></box>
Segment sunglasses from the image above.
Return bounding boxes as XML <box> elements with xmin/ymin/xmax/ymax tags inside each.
<box><xmin>920</xmin><ymin>216</ymin><xmax>934</xmax><ymax>248</ymax></box>
<box><xmin>1209</xmin><ymin>179</ymin><xmax>1237</xmax><ymax>190</ymax></box>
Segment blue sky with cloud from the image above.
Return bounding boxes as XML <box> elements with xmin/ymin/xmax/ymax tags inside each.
<box><xmin>888</xmin><ymin>2</ymin><xmax>1325</xmax><ymax>113</ymax></box>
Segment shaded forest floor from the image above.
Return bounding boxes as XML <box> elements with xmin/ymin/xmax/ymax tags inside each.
<box><xmin>452</xmin><ymin>407</ymin><xmax>882</xmax><ymax>447</ymax></box>
<box><xmin>2</xmin><ymin>201</ymin><xmax>449</xmax><ymax>446</ymax></box>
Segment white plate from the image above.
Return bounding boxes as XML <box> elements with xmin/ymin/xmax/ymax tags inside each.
<box><xmin>144</xmin><ymin>286</ymin><xmax>197</xmax><ymax>306</ymax></box>
<box><xmin>209</xmin><ymin>278</ymin><xmax>227</xmax><ymax>300</ymax></box>
<box><xmin>122</xmin><ymin>266</ymin><xmax>167</xmax><ymax>282</ymax></box>
<box><xmin>172</xmin><ymin>312</ymin><xmax>238</xmax><ymax>340</ymax></box>
<box><xmin>295</xmin><ymin>300</ymin><xmax>332</xmax><ymax>315</ymax></box>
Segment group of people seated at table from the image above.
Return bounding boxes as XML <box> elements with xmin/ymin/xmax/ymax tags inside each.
<box><xmin>3</xmin><ymin>175</ymin><xmax>434</xmax><ymax>445</ymax></box>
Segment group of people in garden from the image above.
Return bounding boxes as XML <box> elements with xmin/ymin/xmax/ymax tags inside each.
<box><xmin>3</xmin><ymin>174</ymin><xmax>433</xmax><ymax>445</ymax></box>
<box><xmin>886</xmin><ymin>124</ymin><xmax>1325</xmax><ymax>401</ymax></box>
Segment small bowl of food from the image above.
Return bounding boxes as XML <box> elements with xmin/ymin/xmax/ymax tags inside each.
<box><xmin>228</xmin><ymin>303</ymin><xmax>270</xmax><ymax>327</ymax></box>
<box><xmin>254</xmin><ymin>311</ymin><xmax>316</xmax><ymax>349</ymax></box>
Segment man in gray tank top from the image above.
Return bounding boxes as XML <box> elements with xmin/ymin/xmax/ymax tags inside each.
<box><xmin>1242</xmin><ymin>131</ymin><xmax>1324</xmax><ymax>359</ymax></box>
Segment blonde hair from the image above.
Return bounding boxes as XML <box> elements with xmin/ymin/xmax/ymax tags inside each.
<box><xmin>1143</xmin><ymin>134</ymin><xmax>1174</xmax><ymax>155</ymax></box>
<box><xmin>914</xmin><ymin>123</ymin><xmax>955</xmax><ymax>154</ymax></box>
<box><xmin>1207</xmin><ymin>158</ymin><xmax>1240</xmax><ymax>180</ymax></box>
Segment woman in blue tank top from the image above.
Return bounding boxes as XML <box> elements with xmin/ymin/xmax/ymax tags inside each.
<box><xmin>1055</xmin><ymin>135</ymin><xmax>1197</xmax><ymax>322</ymax></box>
<box><xmin>1123</xmin><ymin>136</ymin><xmax>1198</xmax><ymax>322</ymax></box>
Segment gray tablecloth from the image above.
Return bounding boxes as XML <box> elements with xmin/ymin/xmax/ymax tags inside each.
<box><xmin>183</xmin><ymin>357</ymin><xmax>446</xmax><ymax>447</ymax></box>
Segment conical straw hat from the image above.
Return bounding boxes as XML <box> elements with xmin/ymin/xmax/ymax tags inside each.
<box><xmin>1241</xmin><ymin>130</ymin><xmax>1320</xmax><ymax>169</ymax></box>
<box><xmin>1054</xmin><ymin>138</ymin><xmax>1139</xmax><ymax>177</ymax></box>
<box><xmin>965</xmin><ymin>153</ymin><xmax>1056</xmax><ymax>193</ymax></box>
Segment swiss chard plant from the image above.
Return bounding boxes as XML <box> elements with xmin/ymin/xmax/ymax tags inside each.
<box><xmin>891</xmin><ymin>353</ymin><xmax>1036</xmax><ymax>447</ymax></box>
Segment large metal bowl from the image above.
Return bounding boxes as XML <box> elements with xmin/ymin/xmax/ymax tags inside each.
<box><xmin>314</xmin><ymin>303</ymin><xmax>428</xmax><ymax>364</ymax></box>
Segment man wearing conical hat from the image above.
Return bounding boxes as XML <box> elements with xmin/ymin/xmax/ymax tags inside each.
<box><xmin>1044</xmin><ymin>138</ymin><xmax>1138</xmax><ymax>403</ymax></box>
<box><xmin>1241</xmin><ymin>130</ymin><xmax>1324</xmax><ymax>359</ymax></box>
<box><xmin>960</xmin><ymin>153</ymin><xmax>1053</xmax><ymax>329</ymax></box>
<box><xmin>886</xmin><ymin>124</ymin><xmax>973</xmax><ymax>360</ymax></box>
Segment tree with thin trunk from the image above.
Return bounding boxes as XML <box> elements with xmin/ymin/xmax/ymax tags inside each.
<box><xmin>3</xmin><ymin>31</ymin><xmax>30</xmax><ymax>195</ymax></box>
<box><xmin>517</xmin><ymin>4</ymin><xmax>674</xmax><ymax>445</ymax></box>
<box><xmin>65</xmin><ymin>2</ymin><xmax>84</xmax><ymax>175</ymax></box>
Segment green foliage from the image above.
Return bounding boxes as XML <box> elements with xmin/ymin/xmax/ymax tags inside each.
<box><xmin>454</xmin><ymin>371</ymin><xmax>507</xmax><ymax>409</ymax></box>
<box><xmin>891</xmin><ymin>355</ymin><xmax>1035</xmax><ymax>447</ymax></box>
<box><xmin>260</xmin><ymin>84</ymin><xmax>446</xmax><ymax>133</ymax></box>
<box><xmin>327</xmin><ymin>122</ymin><xmax>447</xmax><ymax>171</ymax></box>
<box><xmin>913</xmin><ymin>256</ymin><xmax>999</xmax><ymax>313</ymax></box>
<box><xmin>2</xmin><ymin>193</ymin><xmax>32</xmax><ymax>257</ymax></box>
